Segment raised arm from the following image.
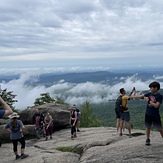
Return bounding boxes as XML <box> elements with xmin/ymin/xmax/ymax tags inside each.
<box><xmin>0</xmin><ymin>97</ymin><xmax>13</xmax><ymax>117</ymax></box>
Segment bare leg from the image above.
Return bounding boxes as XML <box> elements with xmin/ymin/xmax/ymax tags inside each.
<box><xmin>158</xmin><ymin>128</ymin><xmax>163</xmax><ymax>137</ymax></box>
<box><xmin>146</xmin><ymin>127</ymin><xmax>150</xmax><ymax>139</ymax></box>
<box><xmin>120</xmin><ymin>120</ymin><xmax>124</xmax><ymax>134</ymax></box>
<box><xmin>116</xmin><ymin>118</ymin><xmax>120</xmax><ymax>132</ymax></box>
<box><xmin>126</xmin><ymin>121</ymin><xmax>131</xmax><ymax>134</ymax></box>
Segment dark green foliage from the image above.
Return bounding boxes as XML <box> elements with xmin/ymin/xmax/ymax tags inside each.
<box><xmin>55</xmin><ymin>96</ymin><xmax>68</xmax><ymax>105</ymax></box>
<box><xmin>80</xmin><ymin>101</ymin><xmax>101</xmax><ymax>127</ymax></box>
<box><xmin>34</xmin><ymin>93</ymin><xmax>55</xmax><ymax>106</ymax></box>
<box><xmin>91</xmin><ymin>99</ymin><xmax>149</xmax><ymax>130</ymax></box>
<box><xmin>56</xmin><ymin>146</ymin><xmax>83</xmax><ymax>155</ymax></box>
<box><xmin>0</xmin><ymin>87</ymin><xmax>18</xmax><ymax>111</ymax></box>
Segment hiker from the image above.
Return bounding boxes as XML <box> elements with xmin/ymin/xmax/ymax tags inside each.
<box><xmin>69</xmin><ymin>106</ymin><xmax>77</xmax><ymax>140</ymax></box>
<box><xmin>0</xmin><ymin>97</ymin><xmax>13</xmax><ymax>147</ymax></box>
<box><xmin>73</xmin><ymin>104</ymin><xmax>81</xmax><ymax>132</ymax></box>
<box><xmin>0</xmin><ymin>96</ymin><xmax>13</xmax><ymax>118</ymax></box>
<box><xmin>115</xmin><ymin>107</ymin><xmax>121</xmax><ymax>133</ymax></box>
<box><xmin>44</xmin><ymin>112</ymin><xmax>53</xmax><ymax>140</ymax></box>
<box><xmin>4</xmin><ymin>112</ymin><xmax>29</xmax><ymax>160</ymax></box>
<box><xmin>131</xmin><ymin>81</ymin><xmax>163</xmax><ymax>145</ymax></box>
<box><xmin>32</xmin><ymin>109</ymin><xmax>45</xmax><ymax>139</ymax></box>
<box><xmin>117</xmin><ymin>87</ymin><xmax>136</xmax><ymax>138</ymax></box>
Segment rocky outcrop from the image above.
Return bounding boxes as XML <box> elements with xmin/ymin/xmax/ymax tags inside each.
<box><xmin>19</xmin><ymin>103</ymin><xmax>70</xmax><ymax>130</ymax></box>
<box><xmin>1</xmin><ymin>127</ymin><xmax>163</xmax><ymax>163</ymax></box>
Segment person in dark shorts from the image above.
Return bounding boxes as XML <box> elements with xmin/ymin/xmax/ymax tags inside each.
<box><xmin>132</xmin><ymin>81</ymin><xmax>163</xmax><ymax>145</ymax></box>
<box><xmin>115</xmin><ymin>108</ymin><xmax>121</xmax><ymax>132</ymax></box>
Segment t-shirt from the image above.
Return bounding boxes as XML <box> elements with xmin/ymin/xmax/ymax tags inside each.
<box><xmin>0</xmin><ymin>110</ymin><xmax>5</xmax><ymax>118</ymax></box>
<box><xmin>5</xmin><ymin>120</ymin><xmax>24</xmax><ymax>140</ymax></box>
<box><xmin>144</xmin><ymin>92</ymin><xmax>163</xmax><ymax>116</ymax></box>
<box><xmin>76</xmin><ymin>109</ymin><xmax>81</xmax><ymax>120</ymax></box>
<box><xmin>35</xmin><ymin>116</ymin><xmax>40</xmax><ymax>128</ymax></box>
<box><xmin>121</xmin><ymin>95</ymin><xmax>129</xmax><ymax>108</ymax></box>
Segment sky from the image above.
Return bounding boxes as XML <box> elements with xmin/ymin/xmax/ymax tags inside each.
<box><xmin>0</xmin><ymin>0</ymin><xmax>163</xmax><ymax>74</ymax></box>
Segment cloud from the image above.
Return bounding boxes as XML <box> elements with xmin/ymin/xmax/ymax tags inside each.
<box><xmin>0</xmin><ymin>0</ymin><xmax>163</xmax><ymax>69</ymax></box>
<box><xmin>0</xmin><ymin>71</ymin><xmax>160</xmax><ymax>110</ymax></box>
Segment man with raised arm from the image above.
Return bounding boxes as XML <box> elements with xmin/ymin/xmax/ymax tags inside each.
<box><xmin>0</xmin><ymin>96</ymin><xmax>13</xmax><ymax>118</ymax></box>
<box><xmin>0</xmin><ymin>96</ymin><xmax>13</xmax><ymax>147</ymax></box>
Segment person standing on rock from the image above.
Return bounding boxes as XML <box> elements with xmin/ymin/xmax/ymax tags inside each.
<box><xmin>4</xmin><ymin>112</ymin><xmax>29</xmax><ymax>160</ymax></box>
<box><xmin>118</xmin><ymin>87</ymin><xmax>136</xmax><ymax>138</ymax></box>
<box><xmin>69</xmin><ymin>107</ymin><xmax>77</xmax><ymax>140</ymax></box>
<box><xmin>32</xmin><ymin>109</ymin><xmax>45</xmax><ymax>139</ymax></box>
<box><xmin>131</xmin><ymin>81</ymin><xmax>163</xmax><ymax>145</ymax></box>
<box><xmin>0</xmin><ymin>96</ymin><xmax>13</xmax><ymax>147</ymax></box>
<box><xmin>0</xmin><ymin>96</ymin><xmax>13</xmax><ymax>118</ymax></box>
<box><xmin>73</xmin><ymin>104</ymin><xmax>81</xmax><ymax>132</ymax></box>
<box><xmin>44</xmin><ymin>112</ymin><xmax>53</xmax><ymax>140</ymax></box>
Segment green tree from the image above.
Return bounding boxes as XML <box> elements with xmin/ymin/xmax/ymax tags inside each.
<box><xmin>34</xmin><ymin>93</ymin><xmax>55</xmax><ymax>106</ymax></box>
<box><xmin>56</xmin><ymin>96</ymin><xmax>68</xmax><ymax>105</ymax></box>
<box><xmin>0</xmin><ymin>87</ymin><xmax>18</xmax><ymax>111</ymax></box>
<box><xmin>80</xmin><ymin>101</ymin><xmax>101</xmax><ymax>127</ymax></box>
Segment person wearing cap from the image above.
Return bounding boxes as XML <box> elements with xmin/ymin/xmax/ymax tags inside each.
<box><xmin>4</xmin><ymin>112</ymin><xmax>29</xmax><ymax>160</ymax></box>
<box><xmin>69</xmin><ymin>106</ymin><xmax>77</xmax><ymax>140</ymax></box>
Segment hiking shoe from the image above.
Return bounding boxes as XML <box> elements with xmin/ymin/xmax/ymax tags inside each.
<box><xmin>129</xmin><ymin>134</ymin><xmax>132</xmax><ymax>138</ymax></box>
<box><xmin>50</xmin><ymin>136</ymin><xmax>52</xmax><ymax>139</ymax></box>
<box><xmin>119</xmin><ymin>133</ymin><xmax>122</xmax><ymax>136</ymax></box>
<box><xmin>21</xmin><ymin>154</ymin><xmax>29</xmax><ymax>159</ymax></box>
<box><xmin>77</xmin><ymin>129</ymin><xmax>80</xmax><ymax>132</ymax></box>
<box><xmin>71</xmin><ymin>136</ymin><xmax>74</xmax><ymax>140</ymax></box>
<box><xmin>15</xmin><ymin>155</ymin><xmax>21</xmax><ymax>160</ymax></box>
<box><xmin>45</xmin><ymin>136</ymin><xmax>48</xmax><ymax>141</ymax></box>
<box><xmin>146</xmin><ymin>138</ymin><xmax>150</xmax><ymax>146</ymax></box>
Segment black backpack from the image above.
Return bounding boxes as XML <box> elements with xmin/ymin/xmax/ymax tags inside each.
<box><xmin>115</xmin><ymin>95</ymin><xmax>128</xmax><ymax>112</ymax></box>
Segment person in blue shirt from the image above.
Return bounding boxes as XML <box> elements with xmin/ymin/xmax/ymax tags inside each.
<box><xmin>131</xmin><ymin>81</ymin><xmax>163</xmax><ymax>145</ymax></box>
<box><xmin>0</xmin><ymin>96</ymin><xmax>13</xmax><ymax>147</ymax></box>
<box><xmin>4</xmin><ymin>112</ymin><xmax>29</xmax><ymax>160</ymax></box>
<box><xmin>0</xmin><ymin>96</ymin><xmax>13</xmax><ymax>118</ymax></box>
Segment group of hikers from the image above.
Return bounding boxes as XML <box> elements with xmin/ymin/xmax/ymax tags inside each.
<box><xmin>115</xmin><ymin>81</ymin><xmax>163</xmax><ymax>146</ymax></box>
<box><xmin>0</xmin><ymin>102</ymin><xmax>54</xmax><ymax>160</ymax></box>
<box><xmin>0</xmin><ymin>80</ymin><xmax>163</xmax><ymax>160</ymax></box>
<box><xmin>0</xmin><ymin>100</ymin><xmax>81</xmax><ymax>160</ymax></box>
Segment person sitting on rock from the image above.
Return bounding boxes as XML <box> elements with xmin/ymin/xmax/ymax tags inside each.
<box><xmin>4</xmin><ymin>112</ymin><xmax>29</xmax><ymax>160</ymax></box>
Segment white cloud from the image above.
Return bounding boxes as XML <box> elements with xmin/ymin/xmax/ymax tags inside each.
<box><xmin>0</xmin><ymin>72</ymin><xmax>159</xmax><ymax>110</ymax></box>
<box><xmin>0</xmin><ymin>0</ymin><xmax>163</xmax><ymax>69</ymax></box>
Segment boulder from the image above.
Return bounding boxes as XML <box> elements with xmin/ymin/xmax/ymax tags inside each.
<box><xmin>19</xmin><ymin>103</ymin><xmax>70</xmax><ymax>130</ymax></box>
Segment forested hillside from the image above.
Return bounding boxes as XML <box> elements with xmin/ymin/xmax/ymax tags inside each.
<box><xmin>89</xmin><ymin>93</ymin><xmax>163</xmax><ymax>130</ymax></box>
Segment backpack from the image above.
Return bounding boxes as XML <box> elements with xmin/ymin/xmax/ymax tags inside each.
<box><xmin>115</xmin><ymin>95</ymin><xmax>128</xmax><ymax>112</ymax></box>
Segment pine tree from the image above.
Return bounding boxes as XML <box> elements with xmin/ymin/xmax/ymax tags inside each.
<box><xmin>80</xmin><ymin>101</ymin><xmax>101</xmax><ymax>127</ymax></box>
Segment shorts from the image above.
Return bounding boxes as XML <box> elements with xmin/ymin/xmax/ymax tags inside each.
<box><xmin>115</xmin><ymin>109</ymin><xmax>121</xmax><ymax>119</ymax></box>
<box><xmin>121</xmin><ymin>112</ymin><xmax>130</xmax><ymax>122</ymax></box>
<box><xmin>0</xmin><ymin>110</ymin><xmax>5</xmax><ymax>118</ymax></box>
<box><xmin>145</xmin><ymin>114</ymin><xmax>162</xmax><ymax>129</ymax></box>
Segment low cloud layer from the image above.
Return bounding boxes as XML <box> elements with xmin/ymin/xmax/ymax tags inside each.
<box><xmin>0</xmin><ymin>72</ymin><xmax>161</xmax><ymax>110</ymax></box>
